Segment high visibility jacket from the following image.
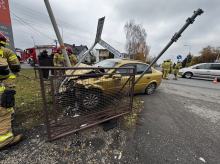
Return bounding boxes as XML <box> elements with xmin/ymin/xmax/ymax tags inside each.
<box><xmin>69</xmin><ymin>54</ymin><xmax>77</xmax><ymax>66</ymax></box>
<box><xmin>0</xmin><ymin>47</ymin><xmax>19</xmax><ymax>145</ymax></box>
<box><xmin>162</xmin><ymin>60</ymin><xmax>172</xmax><ymax>71</ymax></box>
<box><xmin>173</xmin><ymin>62</ymin><xmax>182</xmax><ymax>74</ymax></box>
<box><xmin>0</xmin><ymin>47</ymin><xmax>20</xmax><ymax>80</ymax></box>
<box><xmin>53</xmin><ymin>53</ymin><xmax>65</xmax><ymax>67</ymax></box>
<box><xmin>173</xmin><ymin>62</ymin><xmax>182</xmax><ymax>70</ymax></box>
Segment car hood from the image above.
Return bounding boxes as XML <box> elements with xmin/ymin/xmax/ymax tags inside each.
<box><xmin>65</xmin><ymin>63</ymin><xmax>93</xmax><ymax>75</ymax></box>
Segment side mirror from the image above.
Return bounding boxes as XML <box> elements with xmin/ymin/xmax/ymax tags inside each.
<box><xmin>112</xmin><ymin>74</ymin><xmax>122</xmax><ymax>79</ymax></box>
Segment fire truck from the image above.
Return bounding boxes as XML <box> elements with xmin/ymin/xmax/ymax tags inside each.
<box><xmin>24</xmin><ymin>45</ymin><xmax>57</xmax><ymax>66</ymax></box>
<box><xmin>15</xmin><ymin>48</ymin><xmax>25</xmax><ymax>63</ymax></box>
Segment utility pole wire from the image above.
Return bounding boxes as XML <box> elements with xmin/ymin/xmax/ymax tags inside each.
<box><xmin>11</xmin><ymin>11</ymin><xmax>55</xmax><ymax>41</ymax></box>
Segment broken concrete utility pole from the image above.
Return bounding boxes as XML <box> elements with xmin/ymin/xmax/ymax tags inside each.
<box><xmin>44</xmin><ymin>0</ymin><xmax>71</xmax><ymax>67</ymax></box>
<box><xmin>135</xmin><ymin>8</ymin><xmax>204</xmax><ymax>84</ymax></box>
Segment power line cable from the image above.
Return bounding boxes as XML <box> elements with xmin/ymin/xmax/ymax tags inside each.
<box><xmin>11</xmin><ymin>11</ymin><xmax>55</xmax><ymax>41</ymax></box>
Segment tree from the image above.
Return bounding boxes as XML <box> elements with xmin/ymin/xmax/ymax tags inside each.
<box><xmin>187</xmin><ymin>46</ymin><xmax>219</xmax><ymax>66</ymax></box>
<box><xmin>135</xmin><ymin>52</ymin><xmax>146</xmax><ymax>62</ymax></box>
<box><xmin>124</xmin><ymin>20</ymin><xmax>150</xmax><ymax>60</ymax></box>
<box><xmin>200</xmin><ymin>46</ymin><xmax>218</xmax><ymax>63</ymax></box>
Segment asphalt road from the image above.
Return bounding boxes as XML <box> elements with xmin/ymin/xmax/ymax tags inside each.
<box><xmin>123</xmin><ymin>78</ymin><xmax>220</xmax><ymax>163</ymax></box>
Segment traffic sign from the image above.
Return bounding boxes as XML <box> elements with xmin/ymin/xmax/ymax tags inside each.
<box><xmin>177</xmin><ymin>55</ymin><xmax>182</xmax><ymax>59</ymax></box>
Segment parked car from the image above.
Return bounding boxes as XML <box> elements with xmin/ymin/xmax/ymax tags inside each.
<box><xmin>179</xmin><ymin>63</ymin><xmax>220</xmax><ymax>79</ymax></box>
<box><xmin>60</xmin><ymin>59</ymin><xmax>162</xmax><ymax>110</ymax></box>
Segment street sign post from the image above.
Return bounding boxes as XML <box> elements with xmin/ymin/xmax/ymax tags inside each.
<box><xmin>75</xmin><ymin>16</ymin><xmax>123</xmax><ymax>67</ymax></box>
<box><xmin>95</xmin><ymin>17</ymin><xmax>105</xmax><ymax>44</ymax></box>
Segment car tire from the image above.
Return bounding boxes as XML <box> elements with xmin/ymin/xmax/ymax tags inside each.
<box><xmin>145</xmin><ymin>83</ymin><xmax>157</xmax><ymax>95</ymax></box>
<box><xmin>78</xmin><ymin>89</ymin><xmax>102</xmax><ymax>111</ymax></box>
<box><xmin>183</xmin><ymin>72</ymin><xmax>193</xmax><ymax>79</ymax></box>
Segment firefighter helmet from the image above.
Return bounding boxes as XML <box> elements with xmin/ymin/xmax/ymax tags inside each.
<box><xmin>66</xmin><ymin>47</ymin><xmax>73</xmax><ymax>54</ymax></box>
<box><xmin>0</xmin><ymin>32</ymin><xmax>8</xmax><ymax>46</ymax></box>
<box><xmin>56</xmin><ymin>47</ymin><xmax>62</xmax><ymax>53</ymax></box>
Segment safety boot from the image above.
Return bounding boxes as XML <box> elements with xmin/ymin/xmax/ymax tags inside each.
<box><xmin>0</xmin><ymin>134</ymin><xmax>23</xmax><ymax>150</ymax></box>
<box><xmin>8</xmin><ymin>134</ymin><xmax>23</xmax><ymax>146</ymax></box>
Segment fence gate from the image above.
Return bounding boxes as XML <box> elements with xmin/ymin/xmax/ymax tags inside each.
<box><xmin>37</xmin><ymin>66</ymin><xmax>135</xmax><ymax>141</ymax></box>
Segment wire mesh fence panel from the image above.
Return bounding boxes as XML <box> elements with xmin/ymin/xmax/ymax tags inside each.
<box><xmin>37</xmin><ymin>67</ymin><xmax>135</xmax><ymax>141</ymax></box>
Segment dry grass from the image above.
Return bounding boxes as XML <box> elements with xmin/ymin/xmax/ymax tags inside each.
<box><xmin>15</xmin><ymin>69</ymin><xmax>43</xmax><ymax>129</ymax></box>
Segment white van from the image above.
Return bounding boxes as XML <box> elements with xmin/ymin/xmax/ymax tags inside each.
<box><xmin>179</xmin><ymin>63</ymin><xmax>220</xmax><ymax>80</ymax></box>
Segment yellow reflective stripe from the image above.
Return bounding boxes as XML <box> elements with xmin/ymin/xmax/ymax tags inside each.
<box><xmin>0</xmin><ymin>49</ymin><xmax>3</xmax><ymax>57</ymax></box>
<box><xmin>0</xmin><ymin>41</ymin><xmax>9</xmax><ymax>45</ymax></box>
<box><xmin>9</xmin><ymin>54</ymin><xmax>18</xmax><ymax>61</ymax></box>
<box><xmin>7</xmin><ymin>108</ymin><xmax>14</xmax><ymax>113</ymax></box>
<box><xmin>0</xmin><ymin>132</ymin><xmax>13</xmax><ymax>142</ymax></box>
<box><xmin>0</xmin><ymin>86</ymin><xmax>5</xmax><ymax>92</ymax></box>
<box><xmin>8</xmin><ymin>74</ymin><xmax>16</xmax><ymax>79</ymax></box>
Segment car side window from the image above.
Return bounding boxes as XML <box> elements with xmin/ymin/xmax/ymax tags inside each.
<box><xmin>136</xmin><ymin>64</ymin><xmax>152</xmax><ymax>74</ymax></box>
<box><xmin>210</xmin><ymin>64</ymin><xmax>220</xmax><ymax>70</ymax></box>
<box><xmin>117</xmin><ymin>63</ymin><xmax>152</xmax><ymax>75</ymax></box>
<box><xmin>195</xmin><ymin>64</ymin><xmax>211</xmax><ymax>69</ymax></box>
<box><xmin>117</xmin><ymin>64</ymin><xmax>135</xmax><ymax>74</ymax></box>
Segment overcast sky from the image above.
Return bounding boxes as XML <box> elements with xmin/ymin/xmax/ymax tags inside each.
<box><xmin>9</xmin><ymin>0</ymin><xmax>220</xmax><ymax>63</ymax></box>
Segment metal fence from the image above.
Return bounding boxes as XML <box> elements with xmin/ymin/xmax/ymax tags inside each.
<box><xmin>37</xmin><ymin>66</ymin><xmax>135</xmax><ymax>141</ymax></box>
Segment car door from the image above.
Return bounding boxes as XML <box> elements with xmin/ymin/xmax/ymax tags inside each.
<box><xmin>192</xmin><ymin>63</ymin><xmax>211</xmax><ymax>78</ymax></box>
<box><xmin>117</xmin><ymin>63</ymin><xmax>152</xmax><ymax>93</ymax></box>
<box><xmin>116</xmin><ymin>64</ymin><xmax>136</xmax><ymax>92</ymax></box>
<box><xmin>210</xmin><ymin>64</ymin><xmax>220</xmax><ymax>78</ymax></box>
<box><xmin>134</xmin><ymin>64</ymin><xmax>152</xmax><ymax>93</ymax></box>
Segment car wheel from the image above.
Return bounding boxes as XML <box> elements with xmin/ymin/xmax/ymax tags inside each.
<box><xmin>79</xmin><ymin>89</ymin><xmax>102</xmax><ymax>111</ymax></box>
<box><xmin>145</xmin><ymin>83</ymin><xmax>157</xmax><ymax>95</ymax></box>
<box><xmin>184</xmin><ymin>72</ymin><xmax>193</xmax><ymax>79</ymax></box>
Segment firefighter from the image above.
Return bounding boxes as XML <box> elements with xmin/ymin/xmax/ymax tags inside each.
<box><xmin>162</xmin><ymin>59</ymin><xmax>172</xmax><ymax>79</ymax></box>
<box><xmin>173</xmin><ymin>61</ymin><xmax>182</xmax><ymax>80</ymax></box>
<box><xmin>53</xmin><ymin>48</ymin><xmax>65</xmax><ymax>67</ymax></box>
<box><xmin>66</xmin><ymin>47</ymin><xmax>77</xmax><ymax>66</ymax></box>
<box><xmin>0</xmin><ymin>32</ymin><xmax>22</xmax><ymax>149</ymax></box>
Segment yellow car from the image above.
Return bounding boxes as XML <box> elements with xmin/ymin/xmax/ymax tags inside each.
<box><xmin>60</xmin><ymin>59</ymin><xmax>162</xmax><ymax>110</ymax></box>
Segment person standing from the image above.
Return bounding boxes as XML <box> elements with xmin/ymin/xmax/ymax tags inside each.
<box><xmin>66</xmin><ymin>47</ymin><xmax>77</xmax><ymax>66</ymax></box>
<box><xmin>0</xmin><ymin>32</ymin><xmax>22</xmax><ymax>149</ymax></box>
<box><xmin>162</xmin><ymin>59</ymin><xmax>172</xmax><ymax>79</ymax></box>
<box><xmin>38</xmin><ymin>50</ymin><xmax>52</xmax><ymax>79</ymax></box>
<box><xmin>53</xmin><ymin>48</ymin><xmax>65</xmax><ymax>67</ymax></box>
<box><xmin>173</xmin><ymin>61</ymin><xmax>182</xmax><ymax>80</ymax></box>
<box><xmin>53</xmin><ymin>48</ymin><xmax>66</xmax><ymax>75</ymax></box>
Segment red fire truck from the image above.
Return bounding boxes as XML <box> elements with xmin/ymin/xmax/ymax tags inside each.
<box><xmin>24</xmin><ymin>45</ymin><xmax>57</xmax><ymax>66</ymax></box>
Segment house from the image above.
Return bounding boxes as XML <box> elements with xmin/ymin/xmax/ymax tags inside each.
<box><xmin>95</xmin><ymin>49</ymin><xmax>114</xmax><ymax>62</ymax></box>
<box><xmin>64</xmin><ymin>43</ymin><xmax>96</xmax><ymax>64</ymax></box>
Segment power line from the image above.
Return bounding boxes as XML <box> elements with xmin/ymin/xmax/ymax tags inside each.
<box><xmin>11</xmin><ymin>11</ymin><xmax>55</xmax><ymax>41</ymax></box>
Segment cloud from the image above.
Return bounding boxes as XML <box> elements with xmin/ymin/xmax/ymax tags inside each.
<box><xmin>9</xmin><ymin>0</ymin><xmax>220</xmax><ymax>63</ymax></box>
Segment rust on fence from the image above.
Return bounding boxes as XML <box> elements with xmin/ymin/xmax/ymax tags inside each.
<box><xmin>37</xmin><ymin>66</ymin><xmax>135</xmax><ymax>141</ymax></box>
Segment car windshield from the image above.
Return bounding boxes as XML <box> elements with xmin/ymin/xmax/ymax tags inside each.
<box><xmin>93</xmin><ymin>60</ymin><xmax>118</xmax><ymax>68</ymax></box>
